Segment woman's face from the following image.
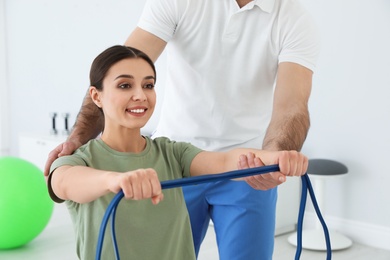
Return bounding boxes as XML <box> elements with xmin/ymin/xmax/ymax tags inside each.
<box><xmin>91</xmin><ymin>58</ymin><xmax>156</xmax><ymax>131</ymax></box>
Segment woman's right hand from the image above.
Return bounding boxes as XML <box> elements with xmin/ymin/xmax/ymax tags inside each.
<box><xmin>108</xmin><ymin>168</ymin><xmax>164</xmax><ymax>205</ymax></box>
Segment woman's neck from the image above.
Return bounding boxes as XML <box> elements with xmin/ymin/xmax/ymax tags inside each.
<box><xmin>100</xmin><ymin>128</ymin><xmax>146</xmax><ymax>153</ymax></box>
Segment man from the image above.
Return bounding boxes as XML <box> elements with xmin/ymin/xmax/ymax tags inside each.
<box><xmin>45</xmin><ymin>0</ymin><xmax>320</xmax><ymax>259</ymax></box>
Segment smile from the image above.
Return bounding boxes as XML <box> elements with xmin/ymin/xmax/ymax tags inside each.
<box><xmin>127</xmin><ymin>109</ymin><xmax>146</xmax><ymax>113</ymax></box>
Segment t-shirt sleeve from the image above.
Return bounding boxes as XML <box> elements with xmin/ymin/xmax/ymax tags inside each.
<box><xmin>278</xmin><ymin>10</ymin><xmax>321</xmax><ymax>72</ymax></box>
<box><xmin>161</xmin><ymin>138</ymin><xmax>203</xmax><ymax>178</ymax></box>
<box><xmin>50</xmin><ymin>154</ymin><xmax>87</xmax><ymax>173</ymax></box>
<box><xmin>178</xmin><ymin>143</ymin><xmax>203</xmax><ymax>178</ymax></box>
<box><xmin>48</xmin><ymin>154</ymin><xmax>87</xmax><ymax>203</ymax></box>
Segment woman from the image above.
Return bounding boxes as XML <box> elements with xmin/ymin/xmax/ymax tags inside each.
<box><xmin>48</xmin><ymin>45</ymin><xmax>308</xmax><ymax>260</ymax></box>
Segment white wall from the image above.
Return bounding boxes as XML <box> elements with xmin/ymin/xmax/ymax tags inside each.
<box><xmin>0</xmin><ymin>0</ymin><xmax>10</xmax><ymax>156</ymax></box>
<box><xmin>300</xmin><ymin>0</ymin><xmax>390</xmax><ymax>250</ymax></box>
<box><xmin>2</xmin><ymin>0</ymin><xmax>390</xmax><ymax>251</ymax></box>
<box><xmin>4</xmin><ymin>0</ymin><xmax>164</xmax><ymax>151</ymax></box>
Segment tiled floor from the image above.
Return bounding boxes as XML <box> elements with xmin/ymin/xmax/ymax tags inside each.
<box><xmin>1</xmin><ymin>221</ymin><xmax>390</xmax><ymax>260</ymax></box>
<box><xmin>198</xmin><ymin>226</ymin><xmax>390</xmax><ymax>260</ymax></box>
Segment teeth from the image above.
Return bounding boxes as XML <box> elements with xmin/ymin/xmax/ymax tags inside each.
<box><xmin>129</xmin><ymin>109</ymin><xmax>145</xmax><ymax>113</ymax></box>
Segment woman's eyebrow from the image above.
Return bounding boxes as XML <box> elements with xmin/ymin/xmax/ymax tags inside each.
<box><xmin>114</xmin><ymin>75</ymin><xmax>155</xmax><ymax>81</ymax></box>
<box><xmin>115</xmin><ymin>74</ymin><xmax>133</xmax><ymax>80</ymax></box>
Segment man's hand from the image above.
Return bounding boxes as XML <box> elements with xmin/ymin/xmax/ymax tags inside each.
<box><xmin>238</xmin><ymin>152</ymin><xmax>286</xmax><ymax>190</ymax></box>
<box><xmin>44</xmin><ymin>139</ymin><xmax>83</xmax><ymax>177</ymax></box>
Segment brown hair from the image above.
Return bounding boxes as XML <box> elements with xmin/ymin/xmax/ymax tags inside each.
<box><xmin>89</xmin><ymin>45</ymin><xmax>156</xmax><ymax>91</ymax></box>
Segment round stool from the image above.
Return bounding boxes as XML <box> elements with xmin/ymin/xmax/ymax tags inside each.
<box><xmin>288</xmin><ymin>159</ymin><xmax>353</xmax><ymax>251</ymax></box>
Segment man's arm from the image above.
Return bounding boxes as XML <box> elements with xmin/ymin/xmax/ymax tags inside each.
<box><xmin>69</xmin><ymin>92</ymin><xmax>104</xmax><ymax>145</ymax></box>
<box><xmin>262</xmin><ymin>62</ymin><xmax>313</xmax><ymax>152</ymax></box>
<box><xmin>125</xmin><ymin>27</ymin><xmax>167</xmax><ymax>62</ymax></box>
<box><xmin>234</xmin><ymin>62</ymin><xmax>313</xmax><ymax>190</ymax></box>
<box><xmin>44</xmin><ymin>93</ymin><xmax>104</xmax><ymax>176</ymax></box>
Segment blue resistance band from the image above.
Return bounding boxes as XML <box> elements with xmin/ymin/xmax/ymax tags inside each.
<box><xmin>95</xmin><ymin>165</ymin><xmax>332</xmax><ymax>260</ymax></box>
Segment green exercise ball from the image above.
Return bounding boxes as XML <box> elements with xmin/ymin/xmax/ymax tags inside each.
<box><xmin>0</xmin><ymin>156</ymin><xmax>54</xmax><ymax>249</ymax></box>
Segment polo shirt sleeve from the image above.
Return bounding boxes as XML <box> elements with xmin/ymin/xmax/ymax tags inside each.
<box><xmin>278</xmin><ymin>10</ymin><xmax>321</xmax><ymax>72</ymax></box>
<box><xmin>137</xmin><ymin>0</ymin><xmax>186</xmax><ymax>43</ymax></box>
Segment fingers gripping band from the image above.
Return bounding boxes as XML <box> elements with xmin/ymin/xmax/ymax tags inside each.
<box><xmin>95</xmin><ymin>165</ymin><xmax>332</xmax><ymax>260</ymax></box>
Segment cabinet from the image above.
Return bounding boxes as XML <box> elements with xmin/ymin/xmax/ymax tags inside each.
<box><xmin>18</xmin><ymin>133</ymin><xmax>72</xmax><ymax>229</ymax></box>
<box><xmin>275</xmin><ymin>177</ymin><xmax>300</xmax><ymax>235</ymax></box>
<box><xmin>18</xmin><ymin>134</ymin><xmax>66</xmax><ymax>171</ymax></box>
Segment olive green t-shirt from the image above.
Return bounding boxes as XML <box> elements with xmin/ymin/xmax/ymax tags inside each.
<box><xmin>49</xmin><ymin>136</ymin><xmax>202</xmax><ymax>260</ymax></box>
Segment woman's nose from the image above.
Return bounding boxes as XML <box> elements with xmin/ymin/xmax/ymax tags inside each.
<box><xmin>132</xmin><ymin>87</ymin><xmax>147</xmax><ymax>101</ymax></box>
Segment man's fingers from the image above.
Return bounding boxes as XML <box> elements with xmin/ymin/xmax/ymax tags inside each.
<box><xmin>238</xmin><ymin>154</ymin><xmax>249</xmax><ymax>169</ymax></box>
<box><xmin>44</xmin><ymin>144</ymin><xmax>64</xmax><ymax>176</ymax></box>
<box><xmin>246</xmin><ymin>152</ymin><xmax>256</xmax><ymax>168</ymax></box>
<box><xmin>44</xmin><ymin>140</ymin><xmax>82</xmax><ymax>176</ymax></box>
<box><xmin>245</xmin><ymin>172</ymin><xmax>285</xmax><ymax>190</ymax></box>
<box><xmin>253</xmin><ymin>156</ymin><xmax>265</xmax><ymax>167</ymax></box>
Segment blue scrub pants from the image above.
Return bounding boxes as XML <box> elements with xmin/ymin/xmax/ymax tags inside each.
<box><xmin>183</xmin><ymin>180</ymin><xmax>277</xmax><ymax>260</ymax></box>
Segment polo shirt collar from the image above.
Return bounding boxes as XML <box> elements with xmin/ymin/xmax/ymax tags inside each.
<box><xmin>239</xmin><ymin>0</ymin><xmax>274</xmax><ymax>13</ymax></box>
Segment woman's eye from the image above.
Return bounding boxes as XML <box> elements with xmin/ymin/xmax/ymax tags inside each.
<box><xmin>144</xmin><ymin>83</ymin><xmax>155</xmax><ymax>89</ymax></box>
<box><xmin>119</xmin><ymin>83</ymin><xmax>131</xmax><ymax>89</ymax></box>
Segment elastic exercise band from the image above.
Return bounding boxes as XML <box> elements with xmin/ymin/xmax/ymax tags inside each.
<box><xmin>95</xmin><ymin>165</ymin><xmax>332</xmax><ymax>260</ymax></box>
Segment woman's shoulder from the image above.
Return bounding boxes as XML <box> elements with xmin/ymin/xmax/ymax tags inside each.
<box><xmin>149</xmin><ymin>136</ymin><xmax>190</xmax><ymax>147</ymax></box>
<box><xmin>148</xmin><ymin>136</ymin><xmax>202</xmax><ymax>155</ymax></box>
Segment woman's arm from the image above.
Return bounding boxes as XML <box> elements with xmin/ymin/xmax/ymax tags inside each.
<box><xmin>190</xmin><ymin>149</ymin><xmax>308</xmax><ymax>184</ymax></box>
<box><xmin>50</xmin><ymin>166</ymin><xmax>163</xmax><ymax>204</ymax></box>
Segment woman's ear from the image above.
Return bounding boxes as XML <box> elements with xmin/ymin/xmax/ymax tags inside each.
<box><xmin>89</xmin><ymin>86</ymin><xmax>102</xmax><ymax>108</ymax></box>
